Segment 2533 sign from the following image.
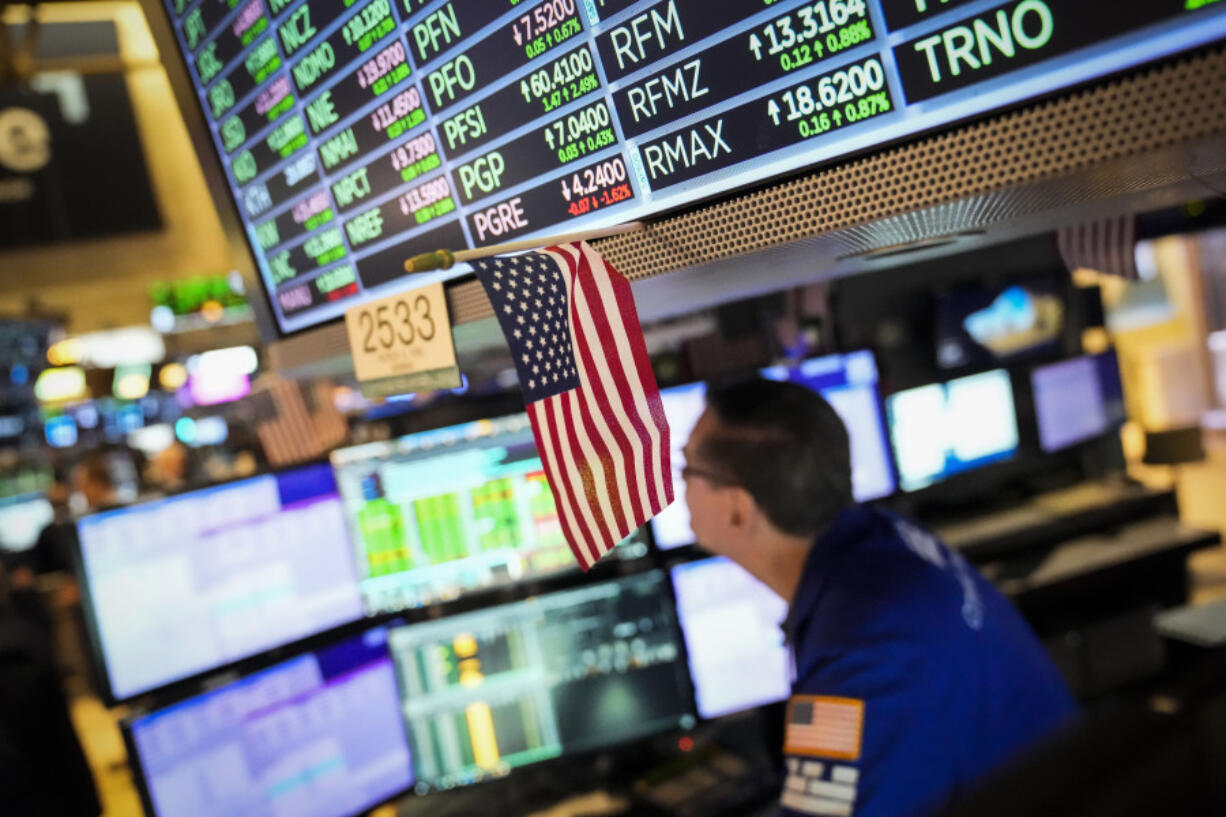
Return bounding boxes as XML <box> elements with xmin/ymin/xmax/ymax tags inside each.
<box><xmin>356</xmin><ymin>291</ymin><xmax>436</xmax><ymax>351</ymax></box>
<box><xmin>345</xmin><ymin>280</ymin><xmax>461</xmax><ymax>396</ymax></box>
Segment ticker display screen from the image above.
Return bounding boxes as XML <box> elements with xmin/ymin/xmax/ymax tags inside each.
<box><xmin>159</xmin><ymin>0</ymin><xmax>1226</xmax><ymax>334</ymax></box>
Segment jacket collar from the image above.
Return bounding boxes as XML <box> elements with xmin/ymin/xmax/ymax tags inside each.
<box><xmin>782</xmin><ymin>505</ymin><xmax>874</xmax><ymax>645</ymax></box>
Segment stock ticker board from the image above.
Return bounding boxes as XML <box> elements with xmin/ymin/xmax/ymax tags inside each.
<box><xmin>161</xmin><ymin>0</ymin><xmax>1226</xmax><ymax>333</ymax></box>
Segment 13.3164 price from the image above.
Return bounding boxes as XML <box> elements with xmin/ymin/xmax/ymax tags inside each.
<box><xmin>748</xmin><ymin>0</ymin><xmax>873</xmax><ymax>72</ymax></box>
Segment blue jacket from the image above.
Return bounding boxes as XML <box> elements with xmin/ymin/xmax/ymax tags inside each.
<box><xmin>779</xmin><ymin>506</ymin><xmax>1077</xmax><ymax>817</ymax></box>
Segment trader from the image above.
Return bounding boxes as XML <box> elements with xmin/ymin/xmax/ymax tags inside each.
<box><xmin>681</xmin><ymin>378</ymin><xmax>1076</xmax><ymax>817</ymax></box>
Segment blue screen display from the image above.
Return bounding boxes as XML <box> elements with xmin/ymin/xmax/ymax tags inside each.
<box><xmin>1031</xmin><ymin>350</ymin><xmax>1126</xmax><ymax>452</ymax></box>
<box><xmin>155</xmin><ymin>0</ymin><xmax>1226</xmax><ymax>334</ymax></box>
<box><xmin>128</xmin><ymin>626</ymin><xmax>414</xmax><ymax>817</ymax></box>
<box><xmin>671</xmin><ymin>556</ymin><xmax>790</xmax><ymax>719</ymax></box>
<box><xmin>78</xmin><ymin>463</ymin><xmax>364</xmax><ymax>701</ymax></box>
<box><xmin>887</xmin><ymin>368</ymin><xmax>1019</xmax><ymax>492</ymax></box>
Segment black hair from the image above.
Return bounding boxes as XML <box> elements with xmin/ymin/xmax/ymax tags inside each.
<box><xmin>700</xmin><ymin>377</ymin><xmax>853</xmax><ymax>538</ymax></box>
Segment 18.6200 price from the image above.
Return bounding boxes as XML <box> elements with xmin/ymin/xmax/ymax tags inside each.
<box><xmin>766</xmin><ymin>57</ymin><xmax>890</xmax><ymax>138</ymax></box>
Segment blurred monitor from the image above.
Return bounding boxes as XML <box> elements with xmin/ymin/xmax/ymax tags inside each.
<box><xmin>1032</xmin><ymin>351</ymin><xmax>1126</xmax><ymax>452</ymax></box>
<box><xmin>935</xmin><ymin>277</ymin><xmax>1064</xmax><ymax>370</ymax></box>
<box><xmin>126</xmin><ymin>625</ymin><xmax>413</xmax><ymax>817</ymax></box>
<box><xmin>0</xmin><ymin>493</ymin><xmax>54</xmax><ymax>553</ymax></box>
<box><xmin>887</xmin><ymin>369</ymin><xmax>1020</xmax><ymax>492</ymax></box>
<box><xmin>388</xmin><ymin>570</ymin><xmax>694</xmax><ymax>792</ymax></box>
<box><xmin>671</xmin><ymin>557</ymin><xmax>790</xmax><ymax>719</ymax></box>
<box><xmin>331</xmin><ymin>414</ymin><xmax>644</xmax><ymax>615</ymax></box>
<box><xmin>77</xmin><ymin>463</ymin><xmax>363</xmax><ymax>701</ymax></box>
<box><xmin>652</xmin><ymin>350</ymin><xmax>894</xmax><ymax>550</ymax></box>
<box><xmin>761</xmin><ymin>350</ymin><xmax>896</xmax><ymax>501</ymax></box>
<box><xmin>649</xmin><ymin>382</ymin><xmax>708</xmax><ymax>551</ymax></box>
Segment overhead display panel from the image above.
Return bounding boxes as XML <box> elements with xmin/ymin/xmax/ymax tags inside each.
<box><xmin>158</xmin><ymin>0</ymin><xmax>1226</xmax><ymax>335</ymax></box>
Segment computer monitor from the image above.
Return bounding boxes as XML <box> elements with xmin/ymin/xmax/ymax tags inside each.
<box><xmin>648</xmin><ymin>382</ymin><xmax>709</xmax><ymax>551</ymax></box>
<box><xmin>887</xmin><ymin>369</ymin><xmax>1020</xmax><ymax>492</ymax></box>
<box><xmin>388</xmin><ymin>570</ymin><xmax>694</xmax><ymax>792</ymax></box>
<box><xmin>0</xmin><ymin>493</ymin><xmax>54</xmax><ymax>553</ymax></box>
<box><xmin>761</xmin><ymin>350</ymin><xmax>896</xmax><ymax>502</ymax></box>
<box><xmin>1032</xmin><ymin>351</ymin><xmax>1126</xmax><ymax>452</ymax></box>
<box><xmin>651</xmin><ymin>350</ymin><xmax>894</xmax><ymax>550</ymax></box>
<box><xmin>671</xmin><ymin>557</ymin><xmax>790</xmax><ymax>719</ymax></box>
<box><xmin>77</xmin><ymin>463</ymin><xmax>364</xmax><ymax>702</ymax></box>
<box><xmin>126</xmin><ymin>625</ymin><xmax>413</xmax><ymax>817</ymax></box>
<box><xmin>934</xmin><ymin>277</ymin><xmax>1065</xmax><ymax>370</ymax></box>
<box><xmin>331</xmin><ymin>414</ymin><xmax>644</xmax><ymax>615</ymax></box>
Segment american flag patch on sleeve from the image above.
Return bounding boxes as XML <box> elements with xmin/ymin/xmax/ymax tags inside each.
<box><xmin>784</xmin><ymin>696</ymin><xmax>865</xmax><ymax>760</ymax></box>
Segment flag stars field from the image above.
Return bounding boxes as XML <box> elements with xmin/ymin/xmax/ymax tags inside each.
<box><xmin>473</xmin><ymin>242</ymin><xmax>674</xmax><ymax>569</ymax></box>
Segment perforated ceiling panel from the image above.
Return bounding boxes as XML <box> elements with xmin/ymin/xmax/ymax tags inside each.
<box><xmin>270</xmin><ymin>45</ymin><xmax>1226</xmax><ymax>373</ymax></box>
<box><xmin>594</xmin><ymin>45</ymin><xmax>1226</xmax><ymax>280</ymax></box>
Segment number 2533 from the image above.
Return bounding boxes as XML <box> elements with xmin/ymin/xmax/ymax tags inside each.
<box><xmin>357</xmin><ymin>294</ymin><xmax>436</xmax><ymax>353</ymax></box>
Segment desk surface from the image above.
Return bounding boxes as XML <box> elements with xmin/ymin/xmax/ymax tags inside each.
<box><xmin>936</xmin><ymin>479</ymin><xmax>1172</xmax><ymax>558</ymax></box>
<box><xmin>1154</xmin><ymin>596</ymin><xmax>1226</xmax><ymax>647</ymax></box>
<box><xmin>983</xmin><ymin>515</ymin><xmax>1220</xmax><ymax>596</ymax></box>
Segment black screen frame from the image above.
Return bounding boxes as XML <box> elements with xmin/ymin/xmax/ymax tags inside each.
<box><xmin>118</xmin><ymin>622</ymin><xmax>419</xmax><ymax>817</ymax></box>
<box><xmin>71</xmin><ymin>457</ymin><xmax>368</xmax><ymax>707</ymax></box>
<box><xmin>137</xmin><ymin>0</ymin><xmax>1226</xmax><ymax>345</ymax></box>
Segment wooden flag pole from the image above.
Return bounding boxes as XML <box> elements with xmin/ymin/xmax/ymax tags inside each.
<box><xmin>402</xmin><ymin>221</ymin><xmax>645</xmax><ymax>273</ymax></box>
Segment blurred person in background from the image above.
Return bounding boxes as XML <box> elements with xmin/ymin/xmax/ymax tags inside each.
<box><xmin>69</xmin><ymin>453</ymin><xmax>119</xmax><ymax>515</ymax></box>
<box><xmin>682</xmin><ymin>378</ymin><xmax>1077</xmax><ymax>817</ymax></box>
<box><xmin>31</xmin><ymin>470</ymin><xmax>77</xmax><ymax>577</ymax></box>
<box><xmin>31</xmin><ymin>455</ymin><xmax>117</xmax><ymax>696</ymax></box>
<box><xmin>0</xmin><ymin>560</ymin><xmax>102</xmax><ymax>817</ymax></box>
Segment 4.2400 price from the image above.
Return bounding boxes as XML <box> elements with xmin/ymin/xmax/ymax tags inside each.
<box><xmin>357</xmin><ymin>293</ymin><xmax>437</xmax><ymax>353</ymax></box>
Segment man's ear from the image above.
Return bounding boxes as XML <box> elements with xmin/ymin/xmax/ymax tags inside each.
<box><xmin>727</xmin><ymin>486</ymin><xmax>756</xmax><ymax>533</ymax></box>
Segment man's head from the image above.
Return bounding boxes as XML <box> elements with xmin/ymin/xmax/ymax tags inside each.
<box><xmin>70</xmin><ymin>453</ymin><xmax>115</xmax><ymax>511</ymax></box>
<box><xmin>682</xmin><ymin>377</ymin><xmax>853</xmax><ymax>565</ymax></box>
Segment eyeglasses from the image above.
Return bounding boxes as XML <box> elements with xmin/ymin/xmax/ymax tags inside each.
<box><xmin>678</xmin><ymin>462</ymin><xmax>738</xmax><ymax>487</ymax></box>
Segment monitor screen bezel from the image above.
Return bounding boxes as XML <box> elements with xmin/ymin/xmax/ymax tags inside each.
<box><xmin>135</xmin><ymin>0</ymin><xmax>1226</xmax><ymax>344</ymax></box>
<box><xmin>119</xmin><ymin>623</ymin><xmax>417</xmax><ymax>817</ymax></box>
<box><xmin>668</xmin><ymin>555</ymin><xmax>791</xmax><ymax>721</ymax></box>
<box><xmin>73</xmin><ymin>458</ymin><xmax>367</xmax><ymax>706</ymax></box>
<box><xmin>384</xmin><ymin>567</ymin><xmax>699</xmax><ymax>794</ymax></box>
<box><xmin>1030</xmin><ymin>349</ymin><xmax>1126</xmax><ymax>454</ymax></box>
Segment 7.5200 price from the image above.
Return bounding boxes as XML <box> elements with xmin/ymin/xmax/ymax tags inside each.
<box><xmin>356</xmin><ymin>293</ymin><xmax>437</xmax><ymax>353</ymax></box>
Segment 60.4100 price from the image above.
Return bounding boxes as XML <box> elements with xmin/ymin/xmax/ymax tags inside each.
<box><xmin>356</xmin><ymin>293</ymin><xmax>437</xmax><ymax>353</ymax></box>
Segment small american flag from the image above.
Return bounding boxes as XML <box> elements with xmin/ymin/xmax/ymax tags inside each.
<box><xmin>1057</xmin><ymin>215</ymin><xmax>1139</xmax><ymax>280</ymax></box>
<box><xmin>252</xmin><ymin>376</ymin><xmax>348</xmax><ymax>467</ymax></box>
<box><xmin>472</xmin><ymin>241</ymin><xmax>673</xmax><ymax>570</ymax></box>
<box><xmin>785</xmin><ymin>696</ymin><xmax>864</xmax><ymax>760</ymax></box>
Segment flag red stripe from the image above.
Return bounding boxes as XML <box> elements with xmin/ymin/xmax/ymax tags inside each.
<box><xmin>539</xmin><ymin>396</ymin><xmax>599</xmax><ymax>568</ymax></box>
<box><xmin>571</xmin><ymin>372</ymin><xmax>630</xmax><ymax>538</ymax></box>
<box><xmin>281</xmin><ymin>381</ymin><xmax>318</xmax><ymax>461</ymax></box>
<box><xmin>561</xmin><ymin>244</ymin><xmax>666</xmax><ymax>516</ymax></box>
<box><xmin>560</xmin><ymin>248</ymin><xmax>644</xmax><ymax>528</ymax></box>
<box><xmin>559</xmin><ymin>389</ymin><xmax>613</xmax><ymax>561</ymax></box>
<box><xmin>577</xmin><ymin>242</ymin><xmax>672</xmax><ymax>511</ymax></box>
<box><xmin>526</xmin><ymin>401</ymin><xmax>585</xmax><ymax>563</ymax></box>
<box><xmin>600</xmin><ymin>249</ymin><xmax>674</xmax><ymax>512</ymax></box>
